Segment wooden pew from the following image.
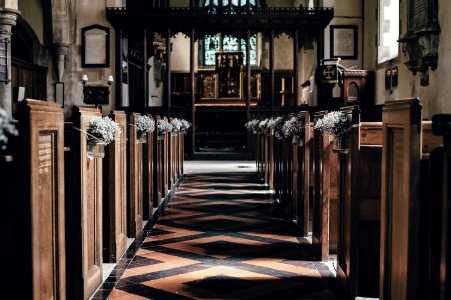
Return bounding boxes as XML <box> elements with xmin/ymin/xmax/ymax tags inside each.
<box><xmin>380</xmin><ymin>98</ymin><xmax>443</xmax><ymax>300</ymax></box>
<box><xmin>312</xmin><ymin>110</ymin><xmax>332</xmax><ymax>261</ymax></box>
<box><xmin>143</xmin><ymin>114</ymin><xmax>155</xmax><ymax>219</ymax></box>
<box><xmin>430</xmin><ymin>114</ymin><xmax>451</xmax><ymax>300</ymax></box>
<box><xmin>65</xmin><ymin>106</ymin><xmax>103</xmax><ymax>299</ymax></box>
<box><xmin>163</xmin><ymin>117</ymin><xmax>169</xmax><ymax>196</ymax></box>
<box><xmin>2</xmin><ymin>100</ymin><xmax>67</xmax><ymax>299</ymax></box>
<box><xmin>336</xmin><ymin>106</ymin><xmax>382</xmax><ymax>298</ymax></box>
<box><xmin>153</xmin><ymin>115</ymin><xmax>162</xmax><ymax>207</ymax></box>
<box><xmin>103</xmin><ymin>110</ymin><xmax>128</xmax><ymax>263</ymax></box>
<box><xmin>127</xmin><ymin>112</ymin><xmax>143</xmax><ymax>238</ymax></box>
<box><xmin>295</xmin><ymin>111</ymin><xmax>311</xmax><ymax>235</ymax></box>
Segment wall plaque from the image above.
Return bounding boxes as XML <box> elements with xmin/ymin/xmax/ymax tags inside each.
<box><xmin>82</xmin><ymin>25</ymin><xmax>110</xmax><ymax>68</ymax></box>
<box><xmin>330</xmin><ymin>25</ymin><xmax>358</xmax><ymax>60</ymax></box>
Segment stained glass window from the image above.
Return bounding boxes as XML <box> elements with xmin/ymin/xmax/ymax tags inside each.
<box><xmin>205</xmin><ymin>0</ymin><xmax>257</xmax><ymax>5</ymax></box>
<box><xmin>202</xmin><ymin>0</ymin><xmax>258</xmax><ymax>66</ymax></box>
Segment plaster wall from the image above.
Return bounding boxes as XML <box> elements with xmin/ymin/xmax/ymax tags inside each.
<box><xmin>371</xmin><ymin>0</ymin><xmax>451</xmax><ymax>118</ymax></box>
<box><xmin>323</xmin><ymin>0</ymin><xmax>363</xmax><ymax>69</ymax></box>
<box><xmin>61</xmin><ymin>0</ymin><xmax>117</xmax><ymax>117</ymax></box>
<box><xmin>18</xmin><ymin>0</ymin><xmax>44</xmax><ymax>44</ymax></box>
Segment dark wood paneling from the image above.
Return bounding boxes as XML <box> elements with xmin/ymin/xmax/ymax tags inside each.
<box><xmin>103</xmin><ymin>110</ymin><xmax>128</xmax><ymax>263</ymax></box>
<box><xmin>65</xmin><ymin>107</ymin><xmax>103</xmax><ymax>299</ymax></box>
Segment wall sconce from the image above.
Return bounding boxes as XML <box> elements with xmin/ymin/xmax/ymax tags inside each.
<box><xmin>82</xmin><ymin>74</ymin><xmax>113</xmax><ymax>107</ymax></box>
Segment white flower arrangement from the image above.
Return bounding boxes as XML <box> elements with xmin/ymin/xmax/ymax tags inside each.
<box><xmin>245</xmin><ymin>119</ymin><xmax>260</xmax><ymax>132</ymax></box>
<box><xmin>314</xmin><ymin>111</ymin><xmax>348</xmax><ymax>136</ymax></box>
<box><xmin>136</xmin><ymin>115</ymin><xmax>155</xmax><ymax>133</ymax></box>
<box><xmin>170</xmin><ymin>118</ymin><xmax>183</xmax><ymax>132</ymax></box>
<box><xmin>87</xmin><ymin>116</ymin><xmax>122</xmax><ymax>146</ymax></box>
<box><xmin>282</xmin><ymin>116</ymin><xmax>302</xmax><ymax>138</ymax></box>
<box><xmin>258</xmin><ymin>118</ymin><xmax>269</xmax><ymax>132</ymax></box>
<box><xmin>157</xmin><ymin>118</ymin><xmax>171</xmax><ymax>135</ymax></box>
<box><xmin>0</xmin><ymin>108</ymin><xmax>18</xmax><ymax>150</ymax></box>
<box><xmin>180</xmin><ymin>119</ymin><xmax>192</xmax><ymax>132</ymax></box>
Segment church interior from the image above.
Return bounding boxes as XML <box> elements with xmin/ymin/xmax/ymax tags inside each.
<box><xmin>0</xmin><ymin>0</ymin><xmax>450</xmax><ymax>299</ymax></box>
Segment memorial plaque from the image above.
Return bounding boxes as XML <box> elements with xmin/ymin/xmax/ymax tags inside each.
<box><xmin>37</xmin><ymin>132</ymin><xmax>57</xmax><ymax>299</ymax></box>
<box><xmin>410</xmin><ymin>0</ymin><xmax>427</xmax><ymax>31</ymax></box>
<box><xmin>82</xmin><ymin>25</ymin><xmax>110</xmax><ymax>68</ymax></box>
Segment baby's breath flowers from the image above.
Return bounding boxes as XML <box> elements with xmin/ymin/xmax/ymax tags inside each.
<box><xmin>170</xmin><ymin>118</ymin><xmax>183</xmax><ymax>132</ymax></box>
<box><xmin>245</xmin><ymin>119</ymin><xmax>260</xmax><ymax>132</ymax></box>
<box><xmin>88</xmin><ymin>116</ymin><xmax>122</xmax><ymax>145</ymax></box>
<box><xmin>87</xmin><ymin>117</ymin><xmax>122</xmax><ymax>153</ymax></box>
<box><xmin>136</xmin><ymin>115</ymin><xmax>155</xmax><ymax>134</ymax></box>
<box><xmin>314</xmin><ymin>111</ymin><xmax>348</xmax><ymax>135</ymax></box>
<box><xmin>180</xmin><ymin>119</ymin><xmax>192</xmax><ymax>133</ymax></box>
<box><xmin>157</xmin><ymin>118</ymin><xmax>171</xmax><ymax>136</ymax></box>
<box><xmin>0</xmin><ymin>107</ymin><xmax>18</xmax><ymax>151</ymax></box>
<box><xmin>282</xmin><ymin>116</ymin><xmax>302</xmax><ymax>138</ymax></box>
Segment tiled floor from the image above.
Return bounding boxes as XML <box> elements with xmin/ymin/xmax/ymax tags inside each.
<box><xmin>93</xmin><ymin>162</ymin><xmax>336</xmax><ymax>299</ymax></box>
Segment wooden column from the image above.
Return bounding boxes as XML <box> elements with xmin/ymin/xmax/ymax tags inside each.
<box><xmin>103</xmin><ymin>110</ymin><xmax>128</xmax><ymax>263</ymax></box>
<box><xmin>190</xmin><ymin>29</ymin><xmax>196</xmax><ymax>155</ymax></box>
<box><xmin>143</xmin><ymin>29</ymin><xmax>148</xmax><ymax>113</ymax></box>
<box><xmin>246</xmin><ymin>29</ymin><xmax>251</xmax><ymax>118</ymax></box>
<box><xmin>166</xmin><ymin>29</ymin><xmax>172</xmax><ymax>117</ymax></box>
<box><xmin>293</xmin><ymin>29</ymin><xmax>299</xmax><ymax>111</ymax></box>
<box><xmin>115</xmin><ymin>29</ymin><xmax>123</xmax><ymax>109</ymax></box>
<box><xmin>246</xmin><ymin>29</ymin><xmax>252</xmax><ymax>152</ymax></box>
<box><xmin>65</xmin><ymin>106</ymin><xmax>103</xmax><ymax>299</ymax></box>
<box><xmin>270</xmin><ymin>30</ymin><xmax>275</xmax><ymax>115</ymax></box>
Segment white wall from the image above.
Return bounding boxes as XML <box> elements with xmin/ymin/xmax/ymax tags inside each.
<box><xmin>64</xmin><ymin>0</ymin><xmax>116</xmax><ymax>116</ymax></box>
<box><xmin>323</xmin><ymin>0</ymin><xmax>363</xmax><ymax>69</ymax></box>
<box><xmin>371</xmin><ymin>0</ymin><xmax>451</xmax><ymax>118</ymax></box>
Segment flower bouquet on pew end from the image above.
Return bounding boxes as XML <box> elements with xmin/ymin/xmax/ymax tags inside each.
<box><xmin>87</xmin><ymin>116</ymin><xmax>122</xmax><ymax>159</ymax></box>
<box><xmin>267</xmin><ymin>116</ymin><xmax>284</xmax><ymax>139</ymax></box>
<box><xmin>314</xmin><ymin>111</ymin><xmax>351</xmax><ymax>153</ymax></box>
<box><xmin>136</xmin><ymin>115</ymin><xmax>155</xmax><ymax>144</ymax></box>
<box><xmin>180</xmin><ymin>119</ymin><xmax>192</xmax><ymax>134</ymax></box>
<box><xmin>157</xmin><ymin>118</ymin><xmax>171</xmax><ymax>140</ymax></box>
<box><xmin>282</xmin><ymin>115</ymin><xmax>304</xmax><ymax>144</ymax></box>
<box><xmin>0</xmin><ymin>107</ymin><xmax>18</xmax><ymax>154</ymax></box>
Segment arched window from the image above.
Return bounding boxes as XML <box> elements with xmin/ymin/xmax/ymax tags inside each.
<box><xmin>202</xmin><ymin>0</ymin><xmax>258</xmax><ymax>66</ymax></box>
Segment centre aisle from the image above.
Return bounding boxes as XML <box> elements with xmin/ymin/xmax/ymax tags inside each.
<box><xmin>103</xmin><ymin>169</ymin><xmax>336</xmax><ymax>299</ymax></box>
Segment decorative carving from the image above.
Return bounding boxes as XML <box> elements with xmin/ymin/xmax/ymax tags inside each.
<box><xmin>399</xmin><ymin>0</ymin><xmax>440</xmax><ymax>86</ymax></box>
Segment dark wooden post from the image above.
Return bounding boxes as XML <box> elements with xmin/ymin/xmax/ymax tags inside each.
<box><xmin>115</xmin><ymin>29</ymin><xmax>123</xmax><ymax>109</ymax></box>
<box><xmin>270</xmin><ymin>30</ymin><xmax>275</xmax><ymax>115</ymax></box>
<box><xmin>313</xmin><ymin>110</ymin><xmax>331</xmax><ymax>261</ymax></box>
<box><xmin>166</xmin><ymin>29</ymin><xmax>172</xmax><ymax>117</ymax></box>
<box><xmin>190</xmin><ymin>29</ymin><xmax>196</xmax><ymax>155</ymax></box>
<box><xmin>293</xmin><ymin>29</ymin><xmax>299</xmax><ymax>111</ymax></box>
<box><xmin>143</xmin><ymin>29</ymin><xmax>148</xmax><ymax>113</ymax></box>
<box><xmin>246</xmin><ymin>29</ymin><xmax>251</xmax><ymax>119</ymax></box>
